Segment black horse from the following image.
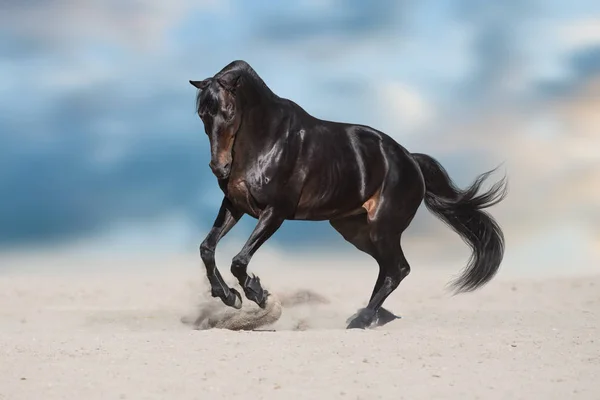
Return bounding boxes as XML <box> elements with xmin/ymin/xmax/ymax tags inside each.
<box><xmin>189</xmin><ymin>60</ymin><xmax>507</xmax><ymax>329</ymax></box>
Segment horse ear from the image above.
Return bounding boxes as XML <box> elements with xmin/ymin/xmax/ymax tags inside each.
<box><xmin>189</xmin><ymin>79</ymin><xmax>211</xmax><ymax>90</ymax></box>
<box><xmin>217</xmin><ymin>73</ymin><xmax>241</xmax><ymax>92</ymax></box>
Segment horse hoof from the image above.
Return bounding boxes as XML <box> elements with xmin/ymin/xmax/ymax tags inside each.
<box><xmin>346</xmin><ymin>320</ymin><xmax>368</xmax><ymax>330</ymax></box>
<box><xmin>257</xmin><ymin>290</ymin><xmax>269</xmax><ymax>309</ymax></box>
<box><xmin>243</xmin><ymin>275</ymin><xmax>268</xmax><ymax>309</ymax></box>
<box><xmin>372</xmin><ymin>307</ymin><xmax>401</xmax><ymax>327</ymax></box>
<box><xmin>346</xmin><ymin>309</ymin><xmax>375</xmax><ymax>329</ymax></box>
<box><xmin>248</xmin><ymin>289</ymin><xmax>269</xmax><ymax>309</ymax></box>
<box><xmin>223</xmin><ymin>288</ymin><xmax>243</xmax><ymax>309</ymax></box>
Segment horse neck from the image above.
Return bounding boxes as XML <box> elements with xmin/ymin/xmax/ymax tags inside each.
<box><xmin>232</xmin><ymin>77</ymin><xmax>282</xmax><ymax>158</ymax></box>
<box><xmin>240</xmin><ymin>79</ymin><xmax>276</xmax><ymax>104</ymax></box>
<box><xmin>233</xmin><ymin>101</ymin><xmax>282</xmax><ymax>164</ymax></box>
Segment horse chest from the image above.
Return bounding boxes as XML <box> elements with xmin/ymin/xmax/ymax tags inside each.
<box><xmin>225</xmin><ymin>178</ymin><xmax>263</xmax><ymax>217</ymax></box>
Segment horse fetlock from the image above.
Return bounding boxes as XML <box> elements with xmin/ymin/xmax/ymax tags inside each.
<box><xmin>209</xmin><ymin>282</ymin><xmax>226</xmax><ymax>299</ymax></box>
<box><xmin>231</xmin><ymin>254</ymin><xmax>249</xmax><ymax>268</ymax></box>
<box><xmin>230</xmin><ymin>265</ymin><xmax>245</xmax><ymax>279</ymax></box>
<box><xmin>207</xmin><ymin>278</ymin><xmax>242</xmax><ymax>309</ymax></box>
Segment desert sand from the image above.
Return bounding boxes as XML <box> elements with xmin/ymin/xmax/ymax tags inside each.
<box><xmin>0</xmin><ymin>251</ymin><xmax>598</xmax><ymax>400</ymax></box>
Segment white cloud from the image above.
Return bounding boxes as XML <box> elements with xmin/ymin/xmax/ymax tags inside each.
<box><xmin>559</xmin><ymin>18</ymin><xmax>600</xmax><ymax>50</ymax></box>
<box><xmin>377</xmin><ymin>81</ymin><xmax>435</xmax><ymax>134</ymax></box>
<box><xmin>1</xmin><ymin>0</ymin><xmax>223</xmax><ymax>52</ymax></box>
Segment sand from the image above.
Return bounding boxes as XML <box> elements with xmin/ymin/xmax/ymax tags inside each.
<box><xmin>0</xmin><ymin>252</ymin><xmax>598</xmax><ymax>400</ymax></box>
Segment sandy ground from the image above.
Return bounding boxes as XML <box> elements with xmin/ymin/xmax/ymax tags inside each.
<box><xmin>0</xmin><ymin>253</ymin><xmax>598</xmax><ymax>400</ymax></box>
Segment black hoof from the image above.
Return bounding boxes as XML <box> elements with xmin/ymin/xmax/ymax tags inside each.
<box><xmin>243</xmin><ymin>275</ymin><xmax>268</xmax><ymax>309</ymax></box>
<box><xmin>372</xmin><ymin>307</ymin><xmax>401</xmax><ymax>327</ymax></box>
<box><xmin>346</xmin><ymin>307</ymin><xmax>401</xmax><ymax>329</ymax></box>
<box><xmin>346</xmin><ymin>309</ymin><xmax>376</xmax><ymax>330</ymax></box>
<box><xmin>222</xmin><ymin>287</ymin><xmax>243</xmax><ymax>309</ymax></box>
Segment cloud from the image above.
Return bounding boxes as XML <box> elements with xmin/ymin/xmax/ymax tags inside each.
<box><xmin>568</xmin><ymin>46</ymin><xmax>600</xmax><ymax>84</ymax></box>
<box><xmin>0</xmin><ymin>130</ymin><xmax>218</xmax><ymax>248</ymax></box>
<box><xmin>376</xmin><ymin>81</ymin><xmax>435</xmax><ymax>135</ymax></box>
<box><xmin>452</xmin><ymin>0</ymin><xmax>537</xmax><ymax>104</ymax></box>
<box><xmin>560</xmin><ymin>18</ymin><xmax>600</xmax><ymax>50</ymax></box>
<box><xmin>254</xmin><ymin>0</ymin><xmax>405</xmax><ymax>42</ymax></box>
<box><xmin>0</xmin><ymin>0</ymin><xmax>222</xmax><ymax>53</ymax></box>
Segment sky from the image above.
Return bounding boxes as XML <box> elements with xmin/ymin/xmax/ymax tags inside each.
<box><xmin>1</xmin><ymin>0</ymin><xmax>599</xmax><ymax>273</ymax></box>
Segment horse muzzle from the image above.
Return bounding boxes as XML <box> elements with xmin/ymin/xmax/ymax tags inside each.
<box><xmin>209</xmin><ymin>161</ymin><xmax>231</xmax><ymax>180</ymax></box>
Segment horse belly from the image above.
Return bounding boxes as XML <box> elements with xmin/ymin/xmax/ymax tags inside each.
<box><xmin>293</xmin><ymin>174</ymin><xmax>368</xmax><ymax>221</ymax></box>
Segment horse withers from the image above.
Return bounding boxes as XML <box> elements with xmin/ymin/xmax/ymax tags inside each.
<box><xmin>189</xmin><ymin>60</ymin><xmax>507</xmax><ymax>330</ymax></box>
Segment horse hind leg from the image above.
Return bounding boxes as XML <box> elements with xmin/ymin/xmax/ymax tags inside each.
<box><xmin>345</xmin><ymin>234</ymin><xmax>410</xmax><ymax>329</ymax></box>
<box><xmin>345</xmin><ymin>167</ymin><xmax>424</xmax><ymax>329</ymax></box>
<box><xmin>329</xmin><ymin>213</ymin><xmax>401</xmax><ymax>328</ymax></box>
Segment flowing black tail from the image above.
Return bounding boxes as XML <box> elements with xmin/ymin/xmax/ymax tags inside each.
<box><xmin>412</xmin><ymin>153</ymin><xmax>508</xmax><ymax>293</ymax></box>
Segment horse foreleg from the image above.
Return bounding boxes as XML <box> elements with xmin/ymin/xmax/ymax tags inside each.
<box><xmin>200</xmin><ymin>197</ymin><xmax>244</xmax><ymax>309</ymax></box>
<box><xmin>230</xmin><ymin>206</ymin><xmax>284</xmax><ymax>308</ymax></box>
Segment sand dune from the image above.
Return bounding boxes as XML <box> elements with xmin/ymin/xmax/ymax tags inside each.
<box><xmin>0</xmin><ymin>254</ymin><xmax>598</xmax><ymax>399</ymax></box>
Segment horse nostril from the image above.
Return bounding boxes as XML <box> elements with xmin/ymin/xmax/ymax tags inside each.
<box><xmin>209</xmin><ymin>161</ymin><xmax>231</xmax><ymax>178</ymax></box>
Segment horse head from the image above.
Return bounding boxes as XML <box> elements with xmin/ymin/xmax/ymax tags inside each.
<box><xmin>190</xmin><ymin>69</ymin><xmax>243</xmax><ymax>180</ymax></box>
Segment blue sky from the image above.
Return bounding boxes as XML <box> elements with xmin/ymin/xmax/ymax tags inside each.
<box><xmin>1</xmin><ymin>0</ymin><xmax>599</xmax><ymax>271</ymax></box>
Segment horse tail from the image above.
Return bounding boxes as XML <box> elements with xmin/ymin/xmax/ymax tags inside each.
<box><xmin>412</xmin><ymin>152</ymin><xmax>508</xmax><ymax>293</ymax></box>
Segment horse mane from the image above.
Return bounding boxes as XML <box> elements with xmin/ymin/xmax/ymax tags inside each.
<box><xmin>217</xmin><ymin>60</ymin><xmax>276</xmax><ymax>99</ymax></box>
<box><xmin>195</xmin><ymin>84</ymin><xmax>220</xmax><ymax>116</ymax></box>
<box><xmin>195</xmin><ymin>61</ymin><xmax>275</xmax><ymax>115</ymax></box>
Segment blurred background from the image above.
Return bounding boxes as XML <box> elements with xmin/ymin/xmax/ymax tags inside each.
<box><xmin>0</xmin><ymin>0</ymin><xmax>598</xmax><ymax>276</ymax></box>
